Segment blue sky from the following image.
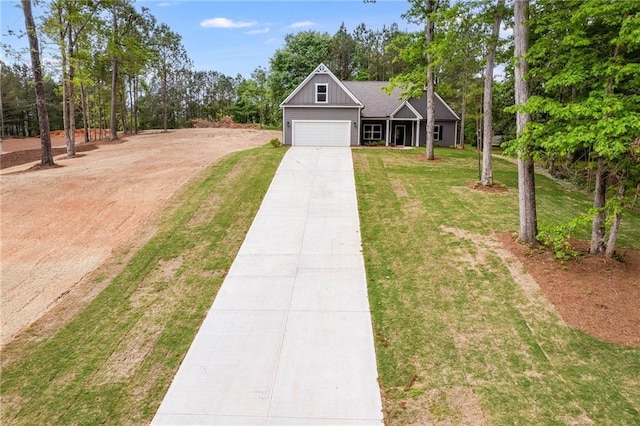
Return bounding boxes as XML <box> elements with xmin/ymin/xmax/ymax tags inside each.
<box><xmin>1</xmin><ymin>0</ymin><xmax>419</xmax><ymax>78</ymax></box>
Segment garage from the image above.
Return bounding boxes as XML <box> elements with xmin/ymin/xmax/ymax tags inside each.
<box><xmin>292</xmin><ymin>120</ymin><xmax>351</xmax><ymax>147</ymax></box>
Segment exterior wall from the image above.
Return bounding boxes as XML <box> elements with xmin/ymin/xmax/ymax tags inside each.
<box><xmin>285</xmin><ymin>74</ymin><xmax>359</xmax><ymax>106</ymax></box>
<box><xmin>283</xmin><ymin>107</ymin><xmax>360</xmax><ymax>145</ymax></box>
<box><xmin>418</xmin><ymin>120</ymin><xmax>457</xmax><ymax>147</ymax></box>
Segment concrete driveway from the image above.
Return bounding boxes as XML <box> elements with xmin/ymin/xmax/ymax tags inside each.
<box><xmin>152</xmin><ymin>147</ymin><xmax>383</xmax><ymax>425</ymax></box>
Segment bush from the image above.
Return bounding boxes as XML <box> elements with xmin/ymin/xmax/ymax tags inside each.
<box><xmin>269</xmin><ymin>137</ymin><xmax>282</xmax><ymax>148</ymax></box>
<box><xmin>537</xmin><ymin>213</ymin><xmax>591</xmax><ymax>260</ymax></box>
<box><xmin>363</xmin><ymin>140</ymin><xmax>386</xmax><ymax>147</ymax></box>
<box><xmin>537</xmin><ymin>225</ymin><xmax>579</xmax><ymax>260</ymax></box>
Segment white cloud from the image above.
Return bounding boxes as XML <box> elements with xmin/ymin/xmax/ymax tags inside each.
<box><xmin>200</xmin><ymin>17</ymin><xmax>257</xmax><ymax>29</ymax></box>
<box><xmin>157</xmin><ymin>2</ymin><xmax>180</xmax><ymax>7</ymax></box>
<box><xmin>246</xmin><ymin>27</ymin><xmax>270</xmax><ymax>35</ymax></box>
<box><xmin>289</xmin><ymin>21</ymin><xmax>315</xmax><ymax>29</ymax></box>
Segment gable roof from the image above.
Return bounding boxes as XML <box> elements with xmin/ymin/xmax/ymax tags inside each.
<box><xmin>279</xmin><ymin>63</ymin><xmax>363</xmax><ymax>107</ymax></box>
<box><xmin>390</xmin><ymin>101</ymin><xmax>423</xmax><ymax>120</ymax></box>
<box><xmin>341</xmin><ymin>81</ymin><xmax>460</xmax><ymax>121</ymax></box>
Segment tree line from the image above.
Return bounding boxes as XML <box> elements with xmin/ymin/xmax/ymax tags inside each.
<box><xmin>2</xmin><ymin>1</ymin><xmax>412</xmax><ymax>146</ymax></box>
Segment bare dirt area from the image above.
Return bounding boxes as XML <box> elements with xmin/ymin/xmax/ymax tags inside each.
<box><xmin>497</xmin><ymin>232</ymin><xmax>640</xmax><ymax>347</ymax></box>
<box><xmin>0</xmin><ymin>128</ymin><xmax>280</xmax><ymax>346</ymax></box>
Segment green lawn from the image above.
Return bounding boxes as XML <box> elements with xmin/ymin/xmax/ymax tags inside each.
<box><xmin>353</xmin><ymin>146</ymin><xmax>640</xmax><ymax>424</ymax></box>
<box><xmin>0</xmin><ymin>145</ymin><xmax>286</xmax><ymax>425</ymax></box>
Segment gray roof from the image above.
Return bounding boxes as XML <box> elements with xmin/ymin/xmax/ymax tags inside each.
<box><xmin>342</xmin><ymin>81</ymin><xmax>460</xmax><ymax>121</ymax></box>
<box><xmin>341</xmin><ymin>81</ymin><xmax>403</xmax><ymax>118</ymax></box>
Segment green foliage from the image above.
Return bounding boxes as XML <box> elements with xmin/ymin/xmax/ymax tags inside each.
<box><xmin>521</xmin><ymin>0</ymin><xmax>640</xmax><ymax>158</ymax></box>
<box><xmin>363</xmin><ymin>139</ymin><xmax>386</xmax><ymax>147</ymax></box>
<box><xmin>537</xmin><ymin>221</ymin><xmax>583</xmax><ymax>260</ymax></box>
<box><xmin>0</xmin><ymin>61</ymin><xmax>64</xmax><ymax>136</ymax></box>
<box><xmin>269</xmin><ymin>137</ymin><xmax>282</xmax><ymax>148</ymax></box>
<box><xmin>326</xmin><ymin>22</ymin><xmax>357</xmax><ymax>80</ymax></box>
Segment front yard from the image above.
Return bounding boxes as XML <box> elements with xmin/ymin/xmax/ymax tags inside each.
<box><xmin>353</xmin><ymin>147</ymin><xmax>640</xmax><ymax>424</ymax></box>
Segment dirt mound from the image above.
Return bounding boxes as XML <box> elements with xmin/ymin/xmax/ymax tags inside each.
<box><xmin>1</xmin><ymin>144</ymin><xmax>98</xmax><ymax>170</ymax></box>
<box><xmin>192</xmin><ymin>116</ymin><xmax>260</xmax><ymax>129</ymax></box>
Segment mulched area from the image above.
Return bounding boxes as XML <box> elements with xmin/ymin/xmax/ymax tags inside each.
<box><xmin>497</xmin><ymin>232</ymin><xmax>640</xmax><ymax>347</ymax></box>
<box><xmin>1</xmin><ymin>144</ymin><xmax>98</xmax><ymax>170</ymax></box>
<box><xmin>467</xmin><ymin>180</ymin><xmax>509</xmax><ymax>193</ymax></box>
<box><xmin>415</xmin><ymin>154</ymin><xmax>444</xmax><ymax>162</ymax></box>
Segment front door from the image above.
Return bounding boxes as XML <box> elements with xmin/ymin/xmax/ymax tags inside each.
<box><xmin>394</xmin><ymin>125</ymin><xmax>406</xmax><ymax>146</ymax></box>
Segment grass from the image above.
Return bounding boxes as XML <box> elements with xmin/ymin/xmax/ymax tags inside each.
<box><xmin>353</xmin><ymin>146</ymin><xmax>640</xmax><ymax>424</ymax></box>
<box><xmin>0</xmin><ymin>145</ymin><xmax>286</xmax><ymax>425</ymax></box>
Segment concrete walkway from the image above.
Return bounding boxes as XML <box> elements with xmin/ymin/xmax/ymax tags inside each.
<box><xmin>152</xmin><ymin>147</ymin><xmax>384</xmax><ymax>425</ymax></box>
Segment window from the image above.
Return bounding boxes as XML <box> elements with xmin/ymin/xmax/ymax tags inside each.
<box><xmin>434</xmin><ymin>125</ymin><xmax>443</xmax><ymax>141</ymax></box>
<box><xmin>363</xmin><ymin>124</ymin><xmax>382</xmax><ymax>140</ymax></box>
<box><xmin>316</xmin><ymin>84</ymin><xmax>328</xmax><ymax>103</ymax></box>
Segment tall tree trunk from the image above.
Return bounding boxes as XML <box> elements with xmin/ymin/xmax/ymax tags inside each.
<box><xmin>58</xmin><ymin>30</ymin><xmax>70</xmax><ymax>150</ymax></box>
<box><xmin>162</xmin><ymin>67</ymin><xmax>168</xmax><ymax>133</ymax></box>
<box><xmin>514</xmin><ymin>0</ymin><xmax>537</xmax><ymax>244</ymax></box>
<box><xmin>80</xmin><ymin>82</ymin><xmax>90</xmax><ymax>142</ymax></box>
<box><xmin>481</xmin><ymin>0</ymin><xmax>505</xmax><ymax>186</ymax></box>
<box><xmin>66</xmin><ymin>31</ymin><xmax>76</xmax><ymax>156</ymax></box>
<box><xmin>21</xmin><ymin>0</ymin><xmax>54</xmax><ymax>166</ymax></box>
<box><xmin>128</xmin><ymin>76</ymin><xmax>134</xmax><ymax>133</ymax></box>
<box><xmin>590</xmin><ymin>157</ymin><xmax>607</xmax><ymax>255</ymax></box>
<box><xmin>605</xmin><ymin>181</ymin><xmax>626</xmax><ymax>258</ymax></box>
<box><xmin>459</xmin><ymin>78</ymin><xmax>467</xmax><ymax>149</ymax></box>
<box><xmin>133</xmin><ymin>76</ymin><xmax>139</xmax><ymax>133</ymax></box>
<box><xmin>120</xmin><ymin>89</ymin><xmax>127</xmax><ymax>134</ymax></box>
<box><xmin>109</xmin><ymin>5</ymin><xmax>119</xmax><ymax>141</ymax></box>
<box><xmin>425</xmin><ymin>0</ymin><xmax>437</xmax><ymax>160</ymax></box>
<box><xmin>97</xmin><ymin>85</ymin><xmax>102</xmax><ymax>140</ymax></box>
<box><xmin>109</xmin><ymin>56</ymin><xmax>119</xmax><ymax>141</ymax></box>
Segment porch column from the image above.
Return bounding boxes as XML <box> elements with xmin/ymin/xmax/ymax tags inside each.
<box><xmin>386</xmin><ymin>120</ymin><xmax>391</xmax><ymax>146</ymax></box>
<box><xmin>415</xmin><ymin>119</ymin><xmax>420</xmax><ymax>147</ymax></box>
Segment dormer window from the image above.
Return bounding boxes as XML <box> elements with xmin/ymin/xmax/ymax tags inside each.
<box><xmin>316</xmin><ymin>83</ymin><xmax>328</xmax><ymax>103</ymax></box>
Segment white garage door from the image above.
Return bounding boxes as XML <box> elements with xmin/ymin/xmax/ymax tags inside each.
<box><xmin>292</xmin><ymin>120</ymin><xmax>351</xmax><ymax>147</ymax></box>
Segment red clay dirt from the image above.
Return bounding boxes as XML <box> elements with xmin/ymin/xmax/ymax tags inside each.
<box><xmin>0</xmin><ymin>128</ymin><xmax>280</xmax><ymax>346</ymax></box>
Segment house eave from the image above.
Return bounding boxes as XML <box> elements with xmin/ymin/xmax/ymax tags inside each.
<box><xmin>282</xmin><ymin>104</ymin><xmax>363</xmax><ymax>109</ymax></box>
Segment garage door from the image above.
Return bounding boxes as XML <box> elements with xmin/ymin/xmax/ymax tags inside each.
<box><xmin>292</xmin><ymin>120</ymin><xmax>351</xmax><ymax>147</ymax></box>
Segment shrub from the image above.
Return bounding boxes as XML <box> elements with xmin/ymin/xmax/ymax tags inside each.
<box><xmin>363</xmin><ymin>140</ymin><xmax>386</xmax><ymax>147</ymax></box>
<box><xmin>269</xmin><ymin>137</ymin><xmax>282</xmax><ymax>148</ymax></box>
<box><xmin>537</xmin><ymin>213</ymin><xmax>591</xmax><ymax>260</ymax></box>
